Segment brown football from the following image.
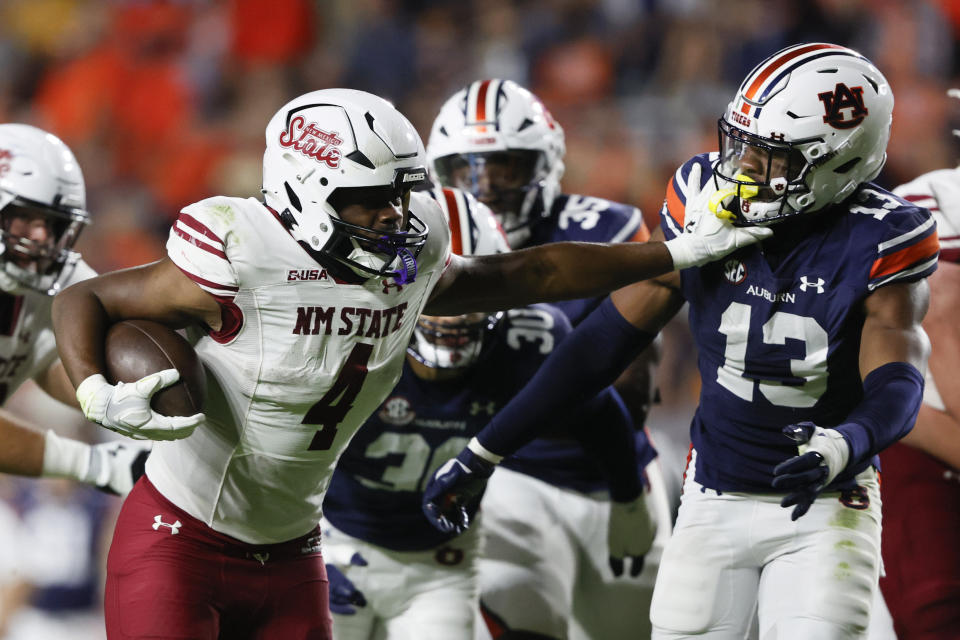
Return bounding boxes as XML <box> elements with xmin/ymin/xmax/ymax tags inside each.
<box><xmin>104</xmin><ymin>319</ymin><xmax>206</xmax><ymax>417</ymax></box>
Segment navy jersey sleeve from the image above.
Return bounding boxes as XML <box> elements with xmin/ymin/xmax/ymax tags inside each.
<box><xmin>864</xmin><ymin>197</ymin><xmax>939</xmax><ymax>291</ymax></box>
<box><xmin>659</xmin><ymin>153</ymin><xmax>716</xmax><ymax>241</ymax></box>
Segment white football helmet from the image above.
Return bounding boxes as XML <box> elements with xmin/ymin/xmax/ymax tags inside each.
<box><xmin>714</xmin><ymin>43</ymin><xmax>894</xmax><ymax>225</ymax></box>
<box><xmin>0</xmin><ymin>124</ymin><xmax>89</xmax><ymax>295</ymax></box>
<box><xmin>407</xmin><ymin>186</ymin><xmax>508</xmax><ymax>371</ymax></box>
<box><xmin>262</xmin><ymin>88</ymin><xmax>429</xmax><ymax>283</ymax></box>
<box><xmin>426</xmin><ymin>79</ymin><xmax>565</xmax><ymax>248</ymax></box>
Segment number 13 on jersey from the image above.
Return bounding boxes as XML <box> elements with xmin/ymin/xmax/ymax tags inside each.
<box><xmin>717</xmin><ymin>301</ymin><xmax>828</xmax><ymax>408</ymax></box>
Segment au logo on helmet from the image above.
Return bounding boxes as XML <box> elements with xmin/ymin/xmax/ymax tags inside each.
<box><xmin>818</xmin><ymin>83</ymin><xmax>869</xmax><ymax>130</ymax></box>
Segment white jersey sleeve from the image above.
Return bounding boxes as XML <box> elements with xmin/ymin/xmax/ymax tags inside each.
<box><xmin>166</xmin><ymin>197</ymin><xmax>241</xmax><ymax>298</ymax></box>
<box><xmin>894</xmin><ymin>167</ymin><xmax>960</xmax><ymax>262</ymax></box>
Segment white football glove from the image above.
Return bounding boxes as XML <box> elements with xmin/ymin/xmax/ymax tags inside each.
<box><xmin>664</xmin><ymin>162</ymin><xmax>773</xmax><ymax>269</ymax></box>
<box><xmin>86</xmin><ymin>440</ymin><xmax>151</xmax><ymax>496</ymax></box>
<box><xmin>76</xmin><ymin>370</ymin><xmax>202</xmax><ymax>441</ymax></box>
<box><xmin>608</xmin><ymin>493</ymin><xmax>657</xmax><ymax>578</ymax></box>
<box><xmin>42</xmin><ymin>431</ymin><xmax>150</xmax><ymax>497</ymax></box>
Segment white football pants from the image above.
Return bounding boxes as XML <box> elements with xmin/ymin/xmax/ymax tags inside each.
<box><xmin>651</xmin><ymin>449</ymin><xmax>883</xmax><ymax>640</ymax></box>
<box><xmin>477</xmin><ymin>462</ymin><xmax>672</xmax><ymax>639</ymax></box>
<box><xmin>323</xmin><ymin>519</ymin><xmax>482</xmax><ymax>640</ymax></box>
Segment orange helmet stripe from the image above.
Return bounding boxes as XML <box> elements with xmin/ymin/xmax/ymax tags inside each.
<box><xmin>740</xmin><ymin>43</ymin><xmax>845</xmax><ymax>115</ymax></box>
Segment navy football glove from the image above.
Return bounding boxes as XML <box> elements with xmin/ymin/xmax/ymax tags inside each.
<box><xmin>326</xmin><ymin>552</ymin><xmax>368</xmax><ymax>615</ymax></box>
<box><xmin>772</xmin><ymin>422</ymin><xmax>851</xmax><ymax>521</ymax></box>
<box><xmin>422</xmin><ymin>446</ymin><xmax>495</xmax><ymax>534</ymax></box>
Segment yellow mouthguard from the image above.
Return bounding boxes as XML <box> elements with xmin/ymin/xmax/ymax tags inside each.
<box><xmin>708</xmin><ymin>174</ymin><xmax>759</xmax><ymax>221</ymax></box>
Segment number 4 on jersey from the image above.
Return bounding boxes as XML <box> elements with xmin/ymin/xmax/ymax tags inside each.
<box><xmin>305</xmin><ymin>343</ymin><xmax>373</xmax><ymax>451</ymax></box>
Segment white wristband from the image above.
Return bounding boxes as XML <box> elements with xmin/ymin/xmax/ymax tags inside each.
<box><xmin>467</xmin><ymin>437</ymin><xmax>504</xmax><ymax>465</ymax></box>
<box><xmin>41</xmin><ymin>430</ymin><xmax>92</xmax><ymax>481</ymax></box>
<box><xmin>663</xmin><ymin>237</ymin><xmax>698</xmax><ymax>270</ymax></box>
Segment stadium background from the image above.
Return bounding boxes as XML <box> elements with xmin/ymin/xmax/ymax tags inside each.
<box><xmin>0</xmin><ymin>0</ymin><xmax>957</xmax><ymax>637</ymax></box>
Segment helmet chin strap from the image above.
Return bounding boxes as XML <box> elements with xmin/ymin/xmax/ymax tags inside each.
<box><xmin>344</xmin><ymin>238</ymin><xmax>419</xmax><ymax>284</ymax></box>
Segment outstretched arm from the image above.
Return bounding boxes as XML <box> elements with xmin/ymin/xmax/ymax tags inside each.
<box><xmin>421</xmin><ymin>234</ymin><xmax>686</xmax><ymax>533</ymax></box>
<box><xmin>425</xmin><ymin>173</ymin><xmax>769</xmax><ymax>316</ymax></box>
<box><xmin>424</xmin><ymin>241</ymin><xmax>676</xmax><ymax>315</ymax></box>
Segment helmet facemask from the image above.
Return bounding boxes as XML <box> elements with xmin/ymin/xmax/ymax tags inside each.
<box><xmin>433</xmin><ymin>149</ymin><xmax>547</xmax><ymax>240</ymax></box>
<box><xmin>426</xmin><ymin>79</ymin><xmax>566</xmax><ymax>248</ymax></box>
<box><xmin>319</xmin><ymin>169</ymin><xmax>429</xmax><ymax>284</ymax></box>
<box><xmin>714</xmin><ymin>119</ymin><xmax>816</xmax><ymax>226</ymax></box>
<box><xmin>0</xmin><ymin>192</ymin><xmax>87</xmax><ymax>295</ymax></box>
<box><xmin>408</xmin><ymin>311</ymin><xmax>503</xmax><ymax>371</ymax></box>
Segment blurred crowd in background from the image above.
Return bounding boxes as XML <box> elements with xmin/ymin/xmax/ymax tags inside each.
<box><xmin>0</xmin><ymin>0</ymin><xmax>958</xmax><ymax>637</ymax></box>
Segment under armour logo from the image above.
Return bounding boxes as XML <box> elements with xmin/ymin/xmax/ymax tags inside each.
<box><xmin>382</xmin><ymin>279</ymin><xmax>404</xmax><ymax>294</ymax></box>
<box><xmin>818</xmin><ymin>83</ymin><xmax>869</xmax><ymax>130</ymax></box>
<box><xmin>799</xmin><ymin>276</ymin><xmax>825</xmax><ymax>293</ymax></box>
<box><xmin>152</xmin><ymin>515</ymin><xmax>182</xmax><ymax>535</ymax></box>
<box><xmin>469</xmin><ymin>400</ymin><xmax>496</xmax><ymax>416</ymax></box>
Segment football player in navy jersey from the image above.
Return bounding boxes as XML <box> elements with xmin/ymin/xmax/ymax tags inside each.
<box><xmin>424</xmin><ymin>44</ymin><xmax>938</xmax><ymax>638</ymax></box>
<box><xmin>321</xmin><ymin>184</ymin><xmax>660</xmax><ymax>639</ymax></box>
<box><xmin>426</xmin><ymin>79</ymin><xmax>670</xmax><ymax>639</ymax></box>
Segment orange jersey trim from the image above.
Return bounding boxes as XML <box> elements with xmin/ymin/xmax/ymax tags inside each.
<box><xmin>869</xmin><ymin>231</ymin><xmax>940</xmax><ymax>279</ymax></box>
<box><xmin>628</xmin><ymin>224</ymin><xmax>651</xmax><ymax>243</ymax></box>
<box><xmin>665</xmin><ymin>178</ymin><xmax>685</xmax><ymax>228</ymax></box>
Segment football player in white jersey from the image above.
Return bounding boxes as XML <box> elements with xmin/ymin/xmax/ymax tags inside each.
<box><xmin>875</xmin><ymin>96</ymin><xmax>960</xmax><ymax>636</ymax></box>
<box><xmin>0</xmin><ymin>123</ymin><xmax>145</xmax><ymax>497</ymax></box>
<box><xmin>424</xmin><ymin>44</ymin><xmax>937</xmax><ymax>638</ymax></box>
<box><xmin>50</xmin><ymin>88</ymin><xmax>769</xmax><ymax>639</ymax></box>
<box><xmin>427</xmin><ymin>79</ymin><xmax>670</xmax><ymax>640</ymax></box>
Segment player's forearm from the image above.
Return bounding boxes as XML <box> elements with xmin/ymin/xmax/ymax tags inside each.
<box><xmin>0</xmin><ymin>412</ymin><xmax>44</xmax><ymax>476</ymax></box>
<box><xmin>834</xmin><ymin>361</ymin><xmax>925</xmax><ymax>477</ymax></box>
<box><xmin>572</xmin><ymin>389</ymin><xmax>644</xmax><ymax>502</ymax></box>
<box><xmin>901</xmin><ymin>404</ymin><xmax>960</xmax><ymax>469</ymax></box>
<box><xmin>475</xmin><ymin>297</ymin><xmax>657</xmax><ymax>458</ymax></box>
<box><xmin>428</xmin><ymin>241</ymin><xmax>675</xmax><ymax>315</ymax></box>
<box><xmin>51</xmin><ymin>280</ymin><xmax>112</xmax><ymax>388</ymax></box>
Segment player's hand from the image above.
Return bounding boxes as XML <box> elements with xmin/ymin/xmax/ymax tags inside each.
<box><xmin>76</xmin><ymin>370</ymin><xmax>202</xmax><ymax>441</ymax></box>
<box><xmin>772</xmin><ymin>422</ymin><xmax>851</xmax><ymax>520</ymax></box>
<box><xmin>85</xmin><ymin>441</ymin><xmax>151</xmax><ymax>496</ymax></box>
<box><xmin>422</xmin><ymin>446</ymin><xmax>495</xmax><ymax>534</ymax></box>
<box><xmin>326</xmin><ymin>552</ymin><xmax>368</xmax><ymax>615</ymax></box>
<box><xmin>608</xmin><ymin>493</ymin><xmax>656</xmax><ymax>578</ymax></box>
<box><xmin>664</xmin><ymin>162</ymin><xmax>772</xmax><ymax>269</ymax></box>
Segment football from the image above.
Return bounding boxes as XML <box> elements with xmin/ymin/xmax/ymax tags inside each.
<box><xmin>104</xmin><ymin>319</ymin><xmax>206</xmax><ymax>417</ymax></box>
